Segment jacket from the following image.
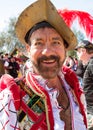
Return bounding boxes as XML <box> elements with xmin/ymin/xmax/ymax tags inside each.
<box><xmin>0</xmin><ymin>66</ymin><xmax>87</xmax><ymax>130</ymax></box>
<box><xmin>83</xmin><ymin>57</ymin><xmax>93</xmax><ymax>114</ymax></box>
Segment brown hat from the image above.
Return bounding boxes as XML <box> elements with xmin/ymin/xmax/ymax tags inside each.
<box><xmin>15</xmin><ymin>0</ymin><xmax>77</xmax><ymax>50</ymax></box>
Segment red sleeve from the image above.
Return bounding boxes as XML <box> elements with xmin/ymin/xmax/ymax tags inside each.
<box><xmin>0</xmin><ymin>74</ymin><xmax>21</xmax><ymax>110</ymax></box>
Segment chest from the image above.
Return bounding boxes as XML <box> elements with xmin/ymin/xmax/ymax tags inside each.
<box><xmin>57</xmin><ymin>87</ymin><xmax>72</xmax><ymax>130</ymax></box>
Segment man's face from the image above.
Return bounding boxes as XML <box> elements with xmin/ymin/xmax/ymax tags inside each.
<box><xmin>28</xmin><ymin>27</ymin><xmax>66</xmax><ymax>79</ymax></box>
<box><xmin>76</xmin><ymin>47</ymin><xmax>86</xmax><ymax>61</ymax></box>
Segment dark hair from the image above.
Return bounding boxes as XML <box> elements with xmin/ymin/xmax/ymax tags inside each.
<box><xmin>25</xmin><ymin>21</ymin><xmax>54</xmax><ymax>43</ymax></box>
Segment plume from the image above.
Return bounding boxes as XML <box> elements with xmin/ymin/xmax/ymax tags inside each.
<box><xmin>58</xmin><ymin>9</ymin><xmax>93</xmax><ymax>41</ymax></box>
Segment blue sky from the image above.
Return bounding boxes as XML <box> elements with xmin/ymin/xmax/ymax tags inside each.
<box><xmin>0</xmin><ymin>0</ymin><xmax>93</xmax><ymax>31</ymax></box>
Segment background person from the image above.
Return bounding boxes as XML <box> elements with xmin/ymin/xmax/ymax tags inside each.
<box><xmin>0</xmin><ymin>54</ymin><xmax>5</xmax><ymax>77</ymax></box>
<box><xmin>64</xmin><ymin>56</ymin><xmax>76</xmax><ymax>71</ymax></box>
<box><xmin>8</xmin><ymin>56</ymin><xmax>20</xmax><ymax>78</ymax></box>
<box><xmin>75</xmin><ymin>40</ymin><xmax>93</xmax><ymax>129</ymax></box>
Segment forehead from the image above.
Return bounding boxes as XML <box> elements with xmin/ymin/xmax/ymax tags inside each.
<box><xmin>30</xmin><ymin>27</ymin><xmax>63</xmax><ymax>39</ymax></box>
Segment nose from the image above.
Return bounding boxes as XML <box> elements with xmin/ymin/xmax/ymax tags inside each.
<box><xmin>41</xmin><ymin>45</ymin><xmax>54</xmax><ymax>56</ymax></box>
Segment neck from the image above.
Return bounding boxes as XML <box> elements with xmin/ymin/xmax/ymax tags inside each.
<box><xmin>46</xmin><ymin>76</ymin><xmax>62</xmax><ymax>89</ymax></box>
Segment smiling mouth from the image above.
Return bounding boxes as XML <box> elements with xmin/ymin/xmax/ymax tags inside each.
<box><xmin>38</xmin><ymin>55</ymin><xmax>59</xmax><ymax>66</ymax></box>
<box><xmin>42</xmin><ymin>59</ymin><xmax>56</xmax><ymax>64</ymax></box>
<box><xmin>40</xmin><ymin>60</ymin><xmax>57</xmax><ymax>67</ymax></box>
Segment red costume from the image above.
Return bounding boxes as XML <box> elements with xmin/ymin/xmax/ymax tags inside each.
<box><xmin>0</xmin><ymin>67</ymin><xmax>87</xmax><ymax>130</ymax></box>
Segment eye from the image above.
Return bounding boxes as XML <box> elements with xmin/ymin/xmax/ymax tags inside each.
<box><xmin>52</xmin><ymin>41</ymin><xmax>61</xmax><ymax>46</ymax></box>
<box><xmin>34</xmin><ymin>42</ymin><xmax>43</xmax><ymax>46</ymax></box>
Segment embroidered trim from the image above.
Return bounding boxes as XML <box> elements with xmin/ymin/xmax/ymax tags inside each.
<box><xmin>26</xmin><ymin>72</ymin><xmax>54</xmax><ymax>130</ymax></box>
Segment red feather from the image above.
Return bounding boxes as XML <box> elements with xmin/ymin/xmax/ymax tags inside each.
<box><xmin>58</xmin><ymin>9</ymin><xmax>93</xmax><ymax>41</ymax></box>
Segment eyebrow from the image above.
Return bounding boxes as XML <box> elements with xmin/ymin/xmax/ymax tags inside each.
<box><xmin>35</xmin><ymin>37</ymin><xmax>62</xmax><ymax>41</ymax></box>
<box><xmin>52</xmin><ymin>37</ymin><xmax>62</xmax><ymax>40</ymax></box>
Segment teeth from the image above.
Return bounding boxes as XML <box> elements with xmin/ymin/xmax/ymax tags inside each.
<box><xmin>43</xmin><ymin>60</ymin><xmax>55</xmax><ymax>63</ymax></box>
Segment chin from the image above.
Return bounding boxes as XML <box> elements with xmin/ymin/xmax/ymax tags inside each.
<box><xmin>40</xmin><ymin>70</ymin><xmax>59</xmax><ymax>79</ymax></box>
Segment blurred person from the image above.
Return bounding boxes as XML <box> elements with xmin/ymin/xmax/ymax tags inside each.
<box><xmin>3</xmin><ymin>53</ymin><xmax>10</xmax><ymax>73</ymax></box>
<box><xmin>73</xmin><ymin>57</ymin><xmax>78</xmax><ymax>71</ymax></box>
<box><xmin>0</xmin><ymin>0</ymin><xmax>87</xmax><ymax>130</ymax></box>
<box><xmin>3</xmin><ymin>53</ymin><xmax>9</xmax><ymax>61</ymax></box>
<box><xmin>64</xmin><ymin>56</ymin><xmax>76</xmax><ymax>71</ymax></box>
<box><xmin>8</xmin><ymin>56</ymin><xmax>20</xmax><ymax>78</ymax></box>
<box><xmin>0</xmin><ymin>54</ymin><xmax>5</xmax><ymax>77</ymax></box>
<box><xmin>75</xmin><ymin>40</ymin><xmax>93</xmax><ymax>129</ymax></box>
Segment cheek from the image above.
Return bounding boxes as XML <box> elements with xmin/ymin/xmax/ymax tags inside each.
<box><xmin>78</xmin><ymin>53</ymin><xmax>83</xmax><ymax>60</ymax></box>
<box><xmin>29</xmin><ymin>48</ymin><xmax>40</xmax><ymax>61</ymax></box>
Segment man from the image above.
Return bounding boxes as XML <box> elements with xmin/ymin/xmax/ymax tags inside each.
<box><xmin>0</xmin><ymin>0</ymin><xmax>87</xmax><ymax>129</ymax></box>
<box><xmin>75</xmin><ymin>40</ymin><xmax>93</xmax><ymax>129</ymax></box>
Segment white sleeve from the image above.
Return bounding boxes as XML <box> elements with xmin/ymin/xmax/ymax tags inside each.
<box><xmin>0</xmin><ymin>89</ymin><xmax>19</xmax><ymax>130</ymax></box>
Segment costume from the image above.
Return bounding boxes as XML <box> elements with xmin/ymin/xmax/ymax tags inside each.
<box><xmin>1</xmin><ymin>1</ymin><xmax>87</xmax><ymax>129</ymax></box>
<box><xmin>0</xmin><ymin>66</ymin><xmax>87</xmax><ymax>130</ymax></box>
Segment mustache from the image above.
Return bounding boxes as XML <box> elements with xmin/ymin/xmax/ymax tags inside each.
<box><xmin>38</xmin><ymin>55</ymin><xmax>60</xmax><ymax>63</ymax></box>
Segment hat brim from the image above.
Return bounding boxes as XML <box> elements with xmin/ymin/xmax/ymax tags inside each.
<box><xmin>15</xmin><ymin>0</ymin><xmax>77</xmax><ymax>50</ymax></box>
<box><xmin>75</xmin><ymin>43</ymin><xmax>86</xmax><ymax>50</ymax></box>
<box><xmin>75</xmin><ymin>45</ymin><xmax>82</xmax><ymax>50</ymax></box>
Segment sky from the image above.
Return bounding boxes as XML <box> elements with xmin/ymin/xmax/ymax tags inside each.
<box><xmin>0</xmin><ymin>0</ymin><xmax>93</xmax><ymax>32</ymax></box>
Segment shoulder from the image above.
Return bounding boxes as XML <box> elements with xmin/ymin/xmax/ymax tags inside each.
<box><xmin>62</xmin><ymin>66</ymin><xmax>80</xmax><ymax>89</ymax></box>
<box><xmin>89</xmin><ymin>57</ymin><xmax>93</xmax><ymax>64</ymax></box>
<box><xmin>85</xmin><ymin>57</ymin><xmax>93</xmax><ymax>70</ymax></box>
<box><xmin>62</xmin><ymin>66</ymin><xmax>85</xmax><ymax>103</ymax></box>
<box><xmin>62</xmin><ymin>66</ymin><xmax>78</xmax><ymax>79</ymax></box>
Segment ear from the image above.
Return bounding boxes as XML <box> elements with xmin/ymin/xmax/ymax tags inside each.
<box><xmin>26</xmin><ymin>44</ymin><xmax>30</xmax><ymax>52</ymax></box>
